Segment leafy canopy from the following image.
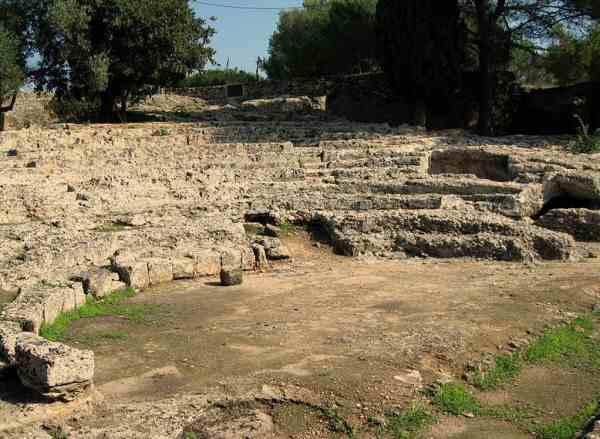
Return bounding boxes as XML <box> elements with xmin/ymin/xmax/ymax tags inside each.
<box><xmin>27</xmin><ymin>0</ymin><xmax>215</xmax><ymax>117</ymax></box>
<box><xmin>263</xmin><ymin>0</ymin><xmax>378</xmax><ymax>79</ymax></box>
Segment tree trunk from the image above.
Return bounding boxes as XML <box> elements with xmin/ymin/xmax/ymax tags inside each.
<box><xmin>100</xmin><ymin>92</ymin><xmax>117</xmax><ymax>122</ymax></box>
<box><xmin>476</xmin><ymin>0</ymin><xmax>493</xmax><ymax>136</ymax></box>
<box><xmin>119</xmin><ymin>93</ymin><xmax>128</xmax><ymax>123</ymax></box>
<box><xmin>414</xmin><ymin>98</ymin><xmax>427</xmax><ymax>127</ymax></box>
<box><xmin>0</xmin><ymin>92</ymin><xmax>18</xmax><ymax>132</ymax></box>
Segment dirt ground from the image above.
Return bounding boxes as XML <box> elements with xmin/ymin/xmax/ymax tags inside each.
<box><xmin>35</xmin><ymin>231</ymin><xmax>598</xmax><ymax>438</ymax></box>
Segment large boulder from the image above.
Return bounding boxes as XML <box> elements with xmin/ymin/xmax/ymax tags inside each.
<box><xmin>146</xmin><ymin>258</ymin><xmax>174</xmax><ymax>285</ymax></box>
<box><xmin>15</xmin><ymin>334</ymin><xmax>94</xmax><ymax>401</ymax></box>
<box><xmin>0</xmin><ymin>320</ymin><xmax>22</xmax><ymax>365</ymax></box>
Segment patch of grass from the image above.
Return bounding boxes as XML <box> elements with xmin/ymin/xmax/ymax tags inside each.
<box><xmin>322</xmin><ymin>407</ymin><xmax>355</xmax><ymax>437</ymax></box>
<box><xmin>387</xmin><ymin>402</ymin><xmax>437</xmax><ymax>439</ymax></box>
<box><xmin>472</xmin><ymin>353</ymin><xmax>522</xmax><ymax>390</ymax></box>
<box><xmin>183</xmin><ymin>432</ymin><xmax>198</xmax><ymax>439</ymax></box>
<box><xmin>433</xmin><ymin>383</ymin><xmax>480</xmax><ymax>416</ymax></box>
<box><xmin>524</xmin><ymin>316</ymin><xmax>599</xmax><ymax>366</ymax></box>
<box><xmin>40</xmin><ymin>288</ymin><xmax>160</xmax><ymax>342</ymax></box>
<box><xmin>536</xmin><ymin>399</ymin><xmax>599</xmax><ymax>439</ymax></box>
<box><xmin>152</xmin><ymin>127</ymin><xmax>171</xmax><ymax>137</ymax></box>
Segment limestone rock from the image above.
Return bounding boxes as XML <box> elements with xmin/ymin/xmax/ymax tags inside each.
<box><xmin>111</xmin><ymin>252</ymin><xmax>150</xmax><ymax>289</ymax></box>
<box><xmin>220</xmin><ymin>269</ymin><xmax>243</xmax><ymax>286</ymax></box>
<box><xmin>0</xmin><ymin>320</ymin><xmax>23</xmax><ymax>365</ymax></box>
<box><xmin>146</xmin><ymin>258</ymin><xmax>174</xmax><ymax>285</ymax></box>
<box><xmin>252</xmin><ymin>244</ymin><xmax>269</xmax><ymax>271</ymax></box>
<box><xmin>266</xmin><ymin>245</ymin><xmax>291</xmax><ymax>261</ymax></box>
<box><xmin>15</xmin><ymin>334</ymin><xmax>94</xmax><ymax>401</ymax></box>
<box><xmin>172</xmin><ymin>258</ymin><xmax>196</xmax><ymax>279</ymax></box>
<box><xmin>81</xmin><ymin>268</ymin><xmax>114</xmax><ymax>298</ymax></box>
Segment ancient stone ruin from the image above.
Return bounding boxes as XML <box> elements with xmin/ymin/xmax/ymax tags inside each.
<box><xmin>0</xmin><ymin>94</ymin><xmax>599</xmax><ymax>436</ymax></box>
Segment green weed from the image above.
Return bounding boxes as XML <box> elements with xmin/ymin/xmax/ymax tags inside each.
<box><xmin>387</xmin><ymin>402</ymin><xmax>437</xmax><ymax>439</ymax></box>
<box><xmin>40</xmin><ymin>288</ymin><xmax>160</xmax><ymax>342</ymax></box>
<box><xmin>322</xmin><ymin>407</ymin><xmax>355</xmax><ymax>437</ymax></box>
<box><xmin>536</xmin><ymin>399</ymin><xmax>598</xmax><ymax>439</ymax></box>
<box><xmin>569</xmin><ymin>114</ymin><xmax>600</xmax><ymax>154</ymax></box>
<box><xmin>433</xmin><ymin>383</ymin><xmax>480</xmax><ymax>416</ymax></box>
<box><xmin>524</xmin><ymin>316</ymin><xmax>599</xmax><ymax>366</ymax></box>
<box><xmin>472</xmin><ymin>353</ymin><xmax>522</xmax><ymax>390</ymax></box>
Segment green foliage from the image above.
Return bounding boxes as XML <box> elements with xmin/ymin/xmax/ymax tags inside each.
<box><xmin>569</xmin><ymin>114</ymin><xmax>600</xmax><ymax>153</ymax></box>
<box><xmin>0</xmin><ymin>28</ymin><xmax>23</xmax><ymax>100</ymax></box>
<box><xmin>40</xmin><ymin>287</ymin><xmax>160</xmax><ymax>342</ymax></box>
<box><xmin>263</xmin><ymin>0</ymin><xmax>378</xmax><ymax>79</ymax></box>
<box><xmin>544</xmin><ymin>24</ymin><xmax>600</xmax><ymax>86</ymax></box>
<box><xmin>432</xmin><ymin>383</ymin><xmax>480</xmax><ymax>416</ymax></box>
<box><xmin>387</xmin><ymin>403</ymin><xmax>437</xmax><ymax>439</ymax></box>
<box><xmin>179</xmin><ymin>68</ymin><xmax>257</xmax><ymax>87</ymax></box>
<box><xmin>28</xmin><ymin>0</ymin><xmax>216</xmax><ymax>120</ymax></box>
<box><xmin>472</xmin><ymin>353</ymin><xmax>522</xmax><ymax>390</ymax></box>
<box><xmin>537</xmin><ymin>399</ymin><xmax>599</xmax><ymax>439</ymax></box>
<box><xmin>524</xmin><ymin>315</ymin><xmax>600</xmax><ymax>365</ymax></box>
<box><xmin>321</xmin><ymin>407</ymin><xmax>354</xmax><ymax>436</ymax></box>
<box><xmin>152</xmin><ymin>127</ymin><xmax>171</xmax><ymax>137</ymax></box>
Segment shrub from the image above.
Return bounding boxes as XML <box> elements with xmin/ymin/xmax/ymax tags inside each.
<box><xmin>179</xmin><ymin>68</ymin><xmax>257</xmax><ymax>87</ymax></box>
<box><xmin>569</xmin><ymin>114</ymin><xmax>600</xmax><ymax>154</ymax></box>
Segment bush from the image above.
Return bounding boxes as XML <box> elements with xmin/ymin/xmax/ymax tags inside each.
<box><xmin>569</xmin><ymin>114</ymin><xmax>600</xmax><ymax>154</ymax></box>
<box><xmin>178</xmin><ymin>68</ymin><xmax>257</xmax><ymax>87</ymax></box>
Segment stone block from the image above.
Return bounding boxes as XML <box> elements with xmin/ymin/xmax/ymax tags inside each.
<box><xmin>15</xmin><ymin>334</ymin><xmax>94</xmax><ymax>401</ymax></box>
<box><xmin>146</xmin><ymin>258</ymin><xmax>174</xmax><ymax>285</ymax></box>
<box><xmin>1</xmin><ymin>290</ymin><xmax>45</xmax><ymax>333</ymax></box>
<box><xmin>220</xmin><ymin>248</ymin><xmax>242</xmax><ymax>270</ymax></box>
<box><xmin>111</xmin><ymin>253</ymin><xmax>150</xmax><ymax>289</ymax></box>
<box><xmin>81</xmin><ymin>268</ymin><xmax>114</xmax><ymax>298</ymax></box>
<box><xmin>220</xmin><ymin>269</ymin><xmax>243</xmax><ymax>286</ymax></box>
<box><xmin>266</xmin><ymin>245</ymin><xmax>291</xmax><ymax>260</ymax></box>
<box><xmin>0</xmin><ymin>320</ymin><xmax>22</xmax><ymax>365</ymax></box>
<box><xmin>252</xmin><ymin>244</ymin><xmax>269</xmax><ymax>271</ymax></box>
<box><xmin>190</xmin><ymin>249</ymin><xmax>221</xmax><ymax>277</ymax></box>
<box><xmin>172</xmin><ymin>257</ymin><xmax>196</xmax><ymax>279</ymax></box>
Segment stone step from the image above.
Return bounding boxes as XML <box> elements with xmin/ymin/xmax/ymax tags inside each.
<box><xmin>337</xmin><ymin>177</ymin><xmax>528</xmax><ymax>196</ymax></box>
<box><xmin>314</xmin><ymin>210</ymin><xmax>576</xmax><ymax>261</ymax></box>
<box><xmin>247</xmin><ymin>193</ymin><xmax>446</xmax><ymax>213</ymax></box>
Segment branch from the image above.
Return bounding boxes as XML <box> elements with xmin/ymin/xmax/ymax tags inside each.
<box><xmin>0</xmin><ymin>92</ymin><xmax>18</xmax><ymax>113</ymax></box>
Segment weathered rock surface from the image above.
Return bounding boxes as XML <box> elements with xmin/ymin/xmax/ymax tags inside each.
<box><xmin>14</xmin><ymin>334</ymin><xmax>94</xmax><ymax>401</ymax></box>
<box><xmin>220</xmin><ymin>268</ymin><xmax>243</xmax><ymax>286</ymax></box>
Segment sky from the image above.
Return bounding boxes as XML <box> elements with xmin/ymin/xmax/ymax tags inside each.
<box><xmin>191</xmin><ymin>1</ymin><xmax>304</xmax><ymax>73</ymax></box>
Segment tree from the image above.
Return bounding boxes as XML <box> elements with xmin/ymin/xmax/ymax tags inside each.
<box><xmin>544</xmin><ymin>23</ymin><xmax>600</xmax><ymax>85</ymax></box>
<box><xmin>263</xmin><ymin>0</ymin><xmax>378</xmax><ymax>79</ymax></box>
<box><xmin>376</xmin><ymin>0</ymin><xmax>464</xmax><ymax>127</ymax></box>
<box><xmin>0</xmin><ymin>0</ymin><xmax>29</xmax><ymax>131</ymax></box>
<box><xmin>28</xmin><ymin>0</ymin><xmax>215</xmax><ymax>121</ymax></box>
<box><xmin>0</xmin><ymin>29</ymin><xmax>23</xmax><ymax>130</ymax></box>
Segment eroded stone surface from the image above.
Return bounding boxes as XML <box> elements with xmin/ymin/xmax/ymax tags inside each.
<box><xmin>15</xmin><ymin>334</ymin><xmax>94</xmax><ymax>401</ymax></box>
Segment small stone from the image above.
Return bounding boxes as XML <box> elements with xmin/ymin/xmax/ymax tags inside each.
<box><xmin>463</xmin><ymin>412</ymin><xmax>475</xmax><ymax>418</ymax></box>
<box><xmin>66</xmin><ymin>184</ymin><xmax>76</xmax><ymax>192</ymax></box>
<box><xmin>220</xmin><ymin>268</ymin><xmax>243</xmax><ymax>286</ymax></box>
<box><xmin>6</xmin><ymin>149</ymin><xmax>17</xmax><ymax>157</ymax></box>
<box><xmin>264</xmin><ymin>224</ymin><xmax>281</xmax><ymax>237</ymax></box>
<box><xmin>25</xmin><ymin>161</ymin><xmax>37</xmax><ymax>168</ymax></box>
